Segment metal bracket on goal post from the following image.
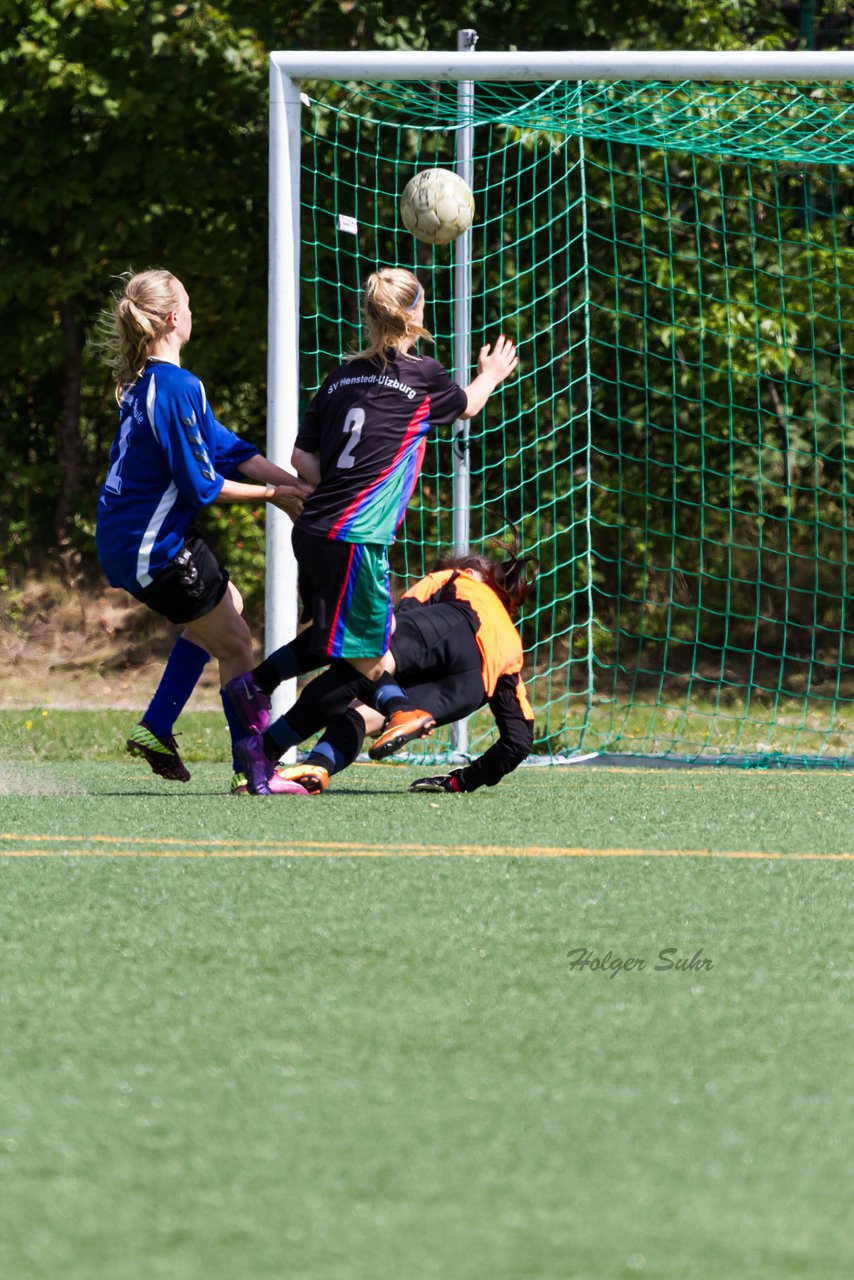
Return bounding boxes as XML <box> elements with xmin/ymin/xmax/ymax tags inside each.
<box><xmin>266</xmin><ymin>47</ymin><xmax>854</xmax><ymax>762</ymax></box>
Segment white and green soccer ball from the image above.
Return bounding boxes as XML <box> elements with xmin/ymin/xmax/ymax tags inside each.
<box><xmin>400</xmin><ymin>168</ymin><xmax>475</xmax><ymax>245</ymax></box>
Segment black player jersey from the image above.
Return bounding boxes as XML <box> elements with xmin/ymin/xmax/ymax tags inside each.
<box><xmin>293</xmin><ymin>352</ymin><xmax>467</xmax><ymax>544</ymax></box>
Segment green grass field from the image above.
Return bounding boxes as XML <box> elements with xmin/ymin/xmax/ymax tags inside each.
<box><xmin>0</xmin><ymin>710</ymin><xmax>852</xmax><ymax>1279</ymax></box>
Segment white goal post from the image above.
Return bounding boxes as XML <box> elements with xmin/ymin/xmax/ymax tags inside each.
<box><xmin>266</xmin><ymin>47</ymin><xmax>854</xmax><ymax>725</ymax></box>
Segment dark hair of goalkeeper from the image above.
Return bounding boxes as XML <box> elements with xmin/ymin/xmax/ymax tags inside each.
<box><xmin>434</xmin><ymin>548</ymin><xmax>539</xmax><ymax>616</ymax></box>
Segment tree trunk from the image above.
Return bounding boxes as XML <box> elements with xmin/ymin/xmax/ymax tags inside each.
<box><xmin>54</xmin><ymin>300</ymin><xmax>81</xmax><ymax>544</ymax></box>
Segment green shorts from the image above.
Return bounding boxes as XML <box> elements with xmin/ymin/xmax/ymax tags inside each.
<box><xmin>293</xmin><ymin>528</ymin><xmax>392</xmax><ymax>660</ymax></box>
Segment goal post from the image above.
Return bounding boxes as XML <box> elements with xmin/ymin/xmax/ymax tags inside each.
<box><xmin>268</xmin><ymin>48</ymin><xmax>854</xmax><ymax>768</ymax></box>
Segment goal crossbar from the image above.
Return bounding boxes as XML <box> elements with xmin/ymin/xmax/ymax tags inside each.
<box><xmin>271</xmin><ymin>49</ymin><xmax>854</xmax><ymax>84</ymax></box>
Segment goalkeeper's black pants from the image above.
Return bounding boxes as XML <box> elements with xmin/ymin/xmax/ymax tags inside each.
<box><xmin>284</xmin><ymin>602</ymin><xmax>486</xmax><ymax>743</ymax></box>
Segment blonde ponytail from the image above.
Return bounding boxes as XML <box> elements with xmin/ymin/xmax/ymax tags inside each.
<box><xmin>348</xmin><ymin>268</ymin><xmax>432</xmax><ymax>367</ymax></box>
<box><xmin>103</xmin><ymin>269</ymin><xmax>179</xmax><ymax>400</ymax></box>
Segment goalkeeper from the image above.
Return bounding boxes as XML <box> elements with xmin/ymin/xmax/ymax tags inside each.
<box><xmin>245</xmin><ymin>546</ymin><xmax>538</xmax><ymax>796</ymax></box>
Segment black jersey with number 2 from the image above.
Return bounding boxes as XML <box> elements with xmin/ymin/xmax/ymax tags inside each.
<box><xmin>293</xmin><ymin>352</ymin><xmax>467</xmax><ymax>545</ymax></box>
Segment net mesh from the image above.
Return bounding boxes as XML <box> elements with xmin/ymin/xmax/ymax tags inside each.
<box><xmin>297</xmin><ymin>77</ymin><xmax>854</xmax><ymax>766</ymax></box>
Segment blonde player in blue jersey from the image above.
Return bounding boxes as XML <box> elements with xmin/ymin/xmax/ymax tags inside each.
<box><xmin>225</xmin><ymin>267</ymin><xmax>518</xmax><ymax>794</ymax></box>
<box><xmin>96</xmin><ymin>269</ymin><xmax>312</xmax><ymax>793</ymax></box>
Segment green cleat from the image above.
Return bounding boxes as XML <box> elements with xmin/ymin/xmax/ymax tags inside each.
<box><xmin>126</xmin><ymin>721</ymin><xmax>190</xmax><ymax>782</ymax></box>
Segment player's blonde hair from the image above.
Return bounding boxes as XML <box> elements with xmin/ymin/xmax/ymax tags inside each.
<box><xmin>347</xmin><ymin>268</ymin><xmax>432</xmax><ymax>367</ymax></box>
<box><xmin>105</xmin><ymin>269</ymin><xmax>180</xmax><ymax>400</ymax></box>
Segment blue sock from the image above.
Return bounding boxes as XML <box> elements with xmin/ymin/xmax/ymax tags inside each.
<box><xmin>219</xmin><ymin>692</ymin><xmax>245</xmax><ymax>773</ymax></box>
<box><xmin>372</xmin><ymin>675</ymin><xmax>411</xmax><ymax>716</ymax></box>
<box><xmin>144</xmin><ymin>637</ymin><xmax>209</xmax><ymax>738</ymax></box>
<box><xmin>305</xmin><ymin>710</ymin><xmax>366</xmax><ymax>777</ymax></box>
<box><xmin>308</xmin><ymin>738</ymin><xmax>348</xmax><ymax>774</ymax></box>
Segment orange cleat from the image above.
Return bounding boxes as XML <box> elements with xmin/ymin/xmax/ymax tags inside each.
<box><xmin>368</xmin><ymin>708</ymin><xmax>436</xmax><ymax>761</ymax></box>
<box><xmin>273</xmin><ymin>764</ymin><xmax>329</xmax><ymax>794</ymax></box>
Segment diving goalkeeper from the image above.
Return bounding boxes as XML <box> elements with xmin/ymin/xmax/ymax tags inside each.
<box><xmin>239</xmin><ymin>545</ymin><xmax>538</xmax><ymax>795</ymax></box>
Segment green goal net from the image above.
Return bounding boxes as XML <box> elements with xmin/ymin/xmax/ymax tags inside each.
<box><xmin>292</xmin><ymin>71</ymin><xmax>854</xmax><ymax>768</ymax></box>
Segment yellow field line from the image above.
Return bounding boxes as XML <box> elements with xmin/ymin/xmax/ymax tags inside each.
<box><xmin>0</xmin><ymin>834</ymin><xmax>852</xmax><ymax>860</ymax></box>
<box><xmin>0</xmin><ymin>832</ymin><xmax>391</xmax><ymax>850</ymax></box>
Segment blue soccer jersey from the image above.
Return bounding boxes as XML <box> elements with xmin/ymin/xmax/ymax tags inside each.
<box><xmin>95</xmin><ymin>360</ymin><xmax>257</xmax><ymax>592</ymax></box>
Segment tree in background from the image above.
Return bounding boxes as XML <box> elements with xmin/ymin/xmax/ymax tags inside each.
<box><xmin>0</xmin><ymin>0</ymin><xmax>841</xmax><ymax>611</ymax></box>
<box><xmin>1</xmin><ymin>1</ymin><xmax>268</xmax><ymax>570</ymax></box>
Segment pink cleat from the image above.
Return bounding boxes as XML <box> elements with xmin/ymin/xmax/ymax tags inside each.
<box><xmin>223</xmin><ymin>671</ymin><xmax>271</xmax><ymax>736</ymax></box>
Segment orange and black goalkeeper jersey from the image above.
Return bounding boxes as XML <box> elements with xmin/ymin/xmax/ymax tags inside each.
<box><xmin>399</xmin><ymin>569</ymin><xmax>534</xmax><ymax>789</ymax></box>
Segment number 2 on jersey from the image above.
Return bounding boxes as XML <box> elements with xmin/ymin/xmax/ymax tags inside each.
<box><xmin>337</xmin><ymin>407</ymin><xmax>364</xmax><ymax>470</ymax></box>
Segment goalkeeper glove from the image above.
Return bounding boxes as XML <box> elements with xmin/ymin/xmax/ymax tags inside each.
<box><xmin>408</xmin><ymin>769</ymin><xmax>467</xmax><ymax>794</ymax></box>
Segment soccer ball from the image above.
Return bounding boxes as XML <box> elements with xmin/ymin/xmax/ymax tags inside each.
<box><xmin>400</xmin><ymin>168</ymin><xmax>475</xmax><ymax>245</ymax></box>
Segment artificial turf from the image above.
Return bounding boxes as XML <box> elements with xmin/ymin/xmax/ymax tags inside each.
<box><xmin>0</xmin><ymin>719</ymin><xmax>852</xmax><ymax>1278</ymax></box>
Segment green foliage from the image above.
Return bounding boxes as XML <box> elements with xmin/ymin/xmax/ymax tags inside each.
<box><xmin>0</xmin><ymin>0</ymin><xmax>269</xmax><ymax>560</ymax></box>
<box><xmin>4</xmin><ymin>3</ymin><xmax>853</xmax><ymax>766</ymax></box>
<box><xmin>202</xmin><ymin>500</ymin><xmax>267</xmax><ymax>617</ymax></box>
<box><xmin>1</xmin><ymin>0</ymin><xmax>824</xmax><ymax>577</ymax></box>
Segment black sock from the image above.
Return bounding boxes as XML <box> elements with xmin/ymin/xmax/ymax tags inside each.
<box><xmin>306</xmin><ymin>708</ymin><xmax>366</xmax><ymax>776</ymax></box>
<box><xmin>254</xmin><ymin>630</ymin><xmax>320</xmax><ymax>695</ymax></box>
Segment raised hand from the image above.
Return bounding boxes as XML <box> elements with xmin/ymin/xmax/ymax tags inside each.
<box><xmin>462</xmin><ymin>334</ymin><xmax>519</xmax><ymax>418</ymax></box>
<box><xmin>477</xmin><ymin>334</ymin><xmax>518</xmax><ymax>385</ymax></box>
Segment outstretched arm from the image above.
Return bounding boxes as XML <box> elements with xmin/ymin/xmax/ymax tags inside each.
<box><xmin>237</xmin><ymin>452</ymin><xmax>313</xmax><ymax>492</ymax></box>
<box><xmin>234</xmin><ymin>453</ymin><xmax>314</xmax><ymax>518</ymax></box>
<box><xmin>410</xmin><ymin>672</ymin><xmax>533</xmax><ymax>794</ymax></box>
<box><xmin>460</xmin><ymin>334</ymin><xmax>519</xmax><ymax>419</ymax></box>
<box><xmin>214</xmin><ymin>476</ymin><xmax>308</xmax><ymax>520</ymax></box>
